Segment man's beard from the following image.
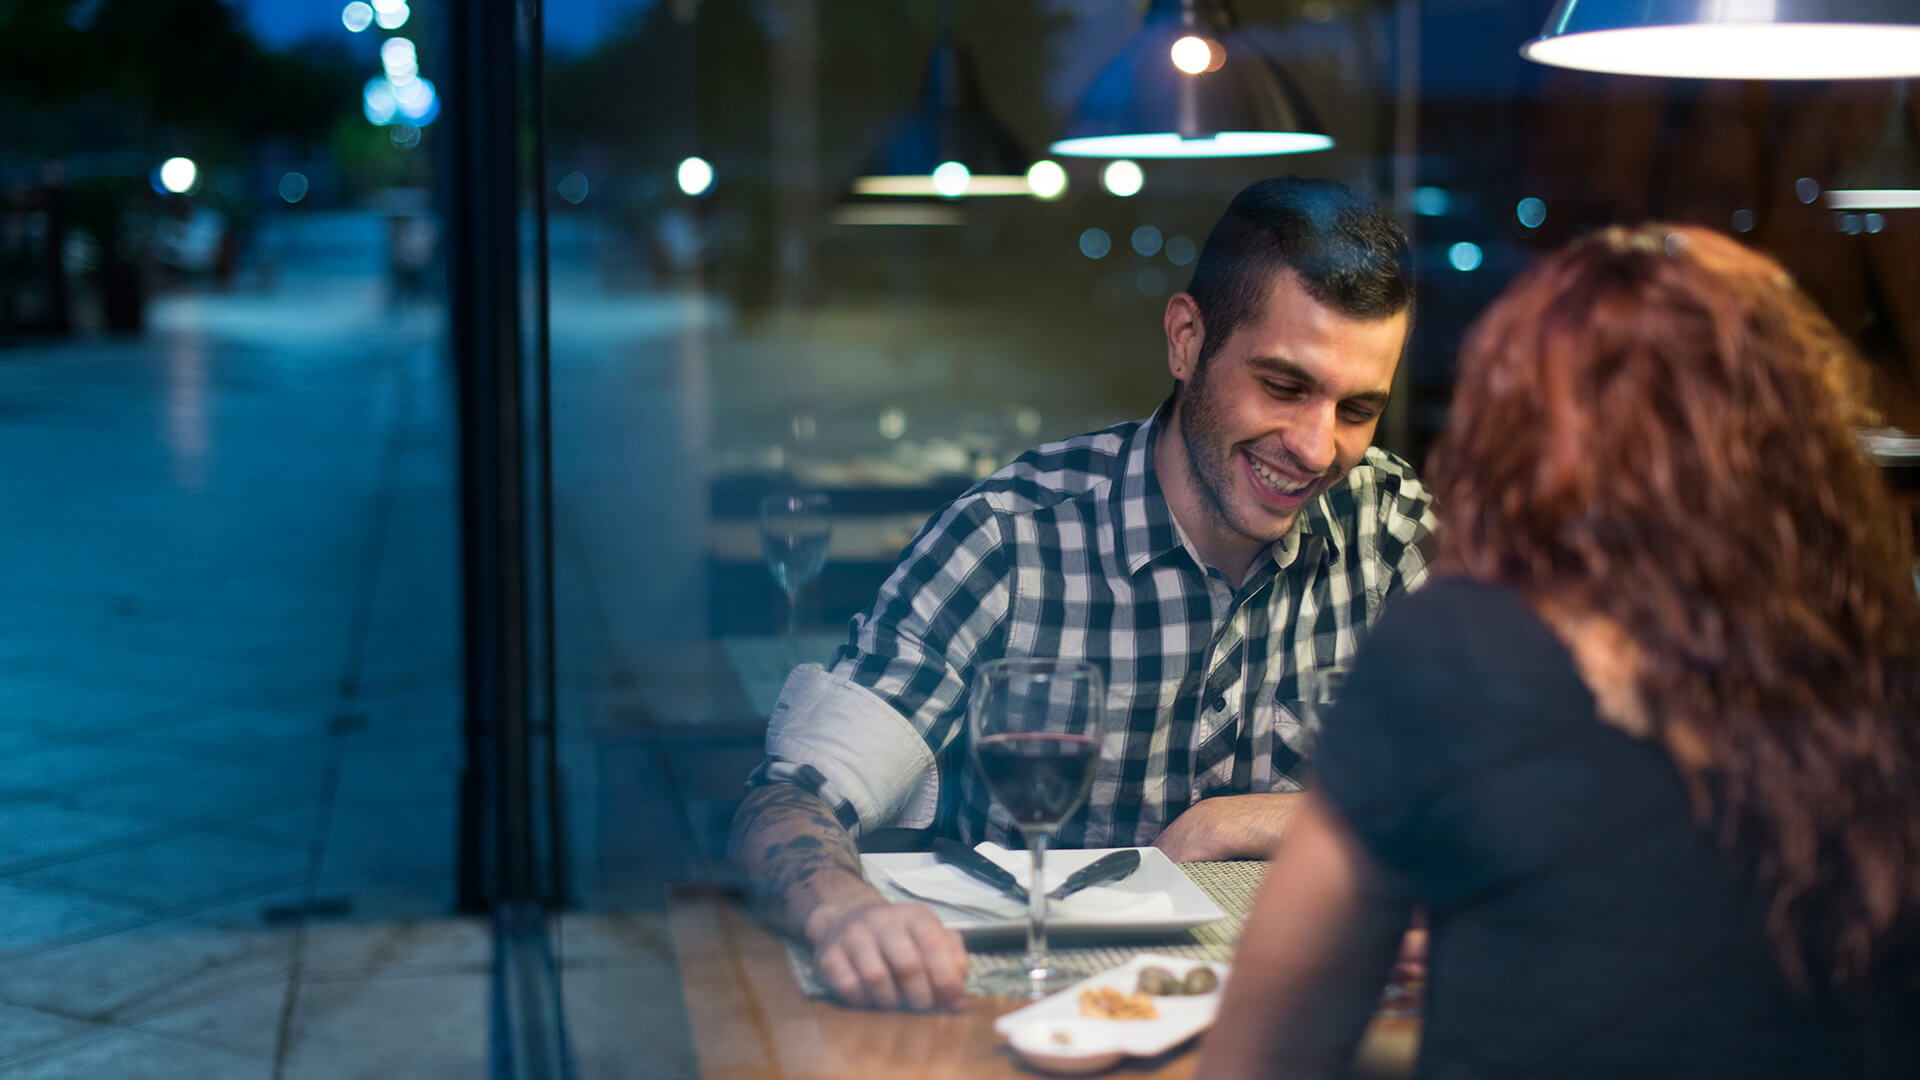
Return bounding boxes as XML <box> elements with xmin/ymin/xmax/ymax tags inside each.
<box><xmin>1176</xmin><ymin>360</ymin><xmax>1305</xmax><ymax>552</ymax></box>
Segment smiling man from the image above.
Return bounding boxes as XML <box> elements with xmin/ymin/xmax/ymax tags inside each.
<box><xmin>730</xmin><ymin>178</ymin><xmax>1436</xmax><ymax>1011</ymax></box>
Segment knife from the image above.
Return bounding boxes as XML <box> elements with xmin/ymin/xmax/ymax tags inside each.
<box><xmin>1048</xmin><ymin>849</ymin><xmax>1142</xmax><ymax>900</ymax></box>
<box><xmin>931</xmin><ymin>837</ymin><xmax>1029</xmax><ymax>903</ymax></box>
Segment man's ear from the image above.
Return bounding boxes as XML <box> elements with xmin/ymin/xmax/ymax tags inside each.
<box><xmin>1164</xmin><ymin>293</ymin><xmax>1203</xmax><ymax>382</ymax></box>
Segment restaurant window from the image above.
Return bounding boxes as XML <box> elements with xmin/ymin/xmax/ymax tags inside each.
<box><xmin>6</xmin><ymin>0</ymin><xmax>1918</xmax><ymax>1075</ymax></box>
<box><xmin>533</xmin><ymin>0</ymin><xmax>1920</xmax><ymax>1069</ymax></box>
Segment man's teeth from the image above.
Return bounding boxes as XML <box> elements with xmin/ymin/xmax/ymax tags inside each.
<box><xmin>1248</xmin><ymin>455</ymin><xmax>1310</xmax><ymax>495</ymax></box>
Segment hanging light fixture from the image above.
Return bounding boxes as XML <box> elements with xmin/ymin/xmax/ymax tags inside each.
<box><xmin>1827</xmin><ymin>82</ymin><xmax>1920</xmax><ymax>210</ymax></box>
<box><xmin>1522</xmin><ymin>0</ymin><xmax>1920</xmax><ymax>81</ymax></box>
<box><xmin>1049</xmin><ymin>0</ymin><xmax>1332</xmax><ymax>159</ymax></box>
<box><xmin>844</xmin><ymin>3</ymin><xmax>1039</xmax><ymax>210</ymax></box>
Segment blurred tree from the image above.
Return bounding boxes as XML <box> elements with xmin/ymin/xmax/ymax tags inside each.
<box><xmin>0</xmin><ymin>0</ymin><xmax>359</xmax><ymax>163</ymax></box>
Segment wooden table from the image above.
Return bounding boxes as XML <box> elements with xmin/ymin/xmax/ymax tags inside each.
<box><xmin>667</xmin><ymin>885</ymin><xmax>1419</xmax><ymax>1080</ymax></box>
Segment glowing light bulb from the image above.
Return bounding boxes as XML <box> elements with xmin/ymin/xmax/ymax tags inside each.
<box><xmin>1025</xmin><ymin>160</ymin><xmax>1067</xmax><ymax>199</ymax></box>
<box><xmin>1102</xmin><ymin>160</ymin><xmax>1144</xmax><ymax>198</ymax></box>
<box><xmin>678</xmin><ymin>156</ymin><xmax>714</xmax><ymax>196</ymax></box>
<box><xmin>159</xmin><ymin>157</ymin><xmax>197</xmax><ymax>194</ymax></box>
<box><xmin>1171</xmin><ymin>35</ymin><xmax>1213</xmax><ymax>74</ymax></box>
<box><xmin>931</xmin><ymin>161</ymin><xmax>971</xmax><ymax>198</ymax></box>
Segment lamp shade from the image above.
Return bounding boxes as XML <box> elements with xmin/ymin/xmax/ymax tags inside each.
<box><xmin>1827</xmin><ymin>83</ymin><xmax>1920</xmax><ymax>210</ymax></box>
<box><xmin>1522</xmin><ymin>0</ymin><xmax>1920</xmax><ymax>80</ymax></box>
<box><xmin>849</xmin><ymin>42</ymin><xmax>1033</xmax><ymax>198</ymax></box>
<box><xmin>1050</xmin><ymin>0</ymin><xmax>1332</xmax><ymax>159</ymax></box>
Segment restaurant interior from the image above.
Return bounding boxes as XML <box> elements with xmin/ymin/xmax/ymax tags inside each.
<box><xmin>2</xmin><ymin>0</ymin><xmax>1918</xmax><ymax>1076</ymax></box>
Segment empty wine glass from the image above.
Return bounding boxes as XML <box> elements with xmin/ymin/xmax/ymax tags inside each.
<box><xmin>969</xmin><ymin>657</ymin><xmax>1105</xmax><ymax>998</ymax></box>
<box><xmin>759</xmin><ymin>493</ymin><xmax>832</xmax><ymax>667</ymax></box>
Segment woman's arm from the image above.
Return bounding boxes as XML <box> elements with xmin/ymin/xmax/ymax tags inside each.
<box><xmin>1197</xmin><ymin>791</ymin><xmax>1412</xmax><ymax>1080</ymax></box>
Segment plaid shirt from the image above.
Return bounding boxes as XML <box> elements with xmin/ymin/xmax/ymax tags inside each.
<box><xmin>751</xmin><ymin>408</ymin><xmax>1436</xmax><ymax>848</ymax></box>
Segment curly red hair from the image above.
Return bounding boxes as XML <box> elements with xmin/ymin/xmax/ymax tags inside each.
<box><xmin>1430</xmin><ymin>224</ymin><xmax>1920</xmax><ymax>989</ymax></box>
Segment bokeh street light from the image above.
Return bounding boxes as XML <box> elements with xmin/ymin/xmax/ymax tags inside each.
<box><xmin>677</xmin><ymin>156</ymin><xmax>715</xmax><ymax>197</ymax></box>
<box><xmin>159</xmin><ymin>157</ymin><xmax>198</xmax><ymax>195</ymax></box>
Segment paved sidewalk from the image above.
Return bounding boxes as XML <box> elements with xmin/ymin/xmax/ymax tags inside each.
<box><xmin>0</xmin><ymin>278</ymin><xmax>479</xmax><ymax>1077</ymax></box>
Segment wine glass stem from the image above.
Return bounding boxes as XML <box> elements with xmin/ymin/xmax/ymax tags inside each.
<box><xmin>1024</xmin><ymin>832</ymin><xmax>1050</xmax><ymax>987</ymax></box>
<box><xmin>784</xmin><ymin>587</ymin><xmax>800</xmax><ymax>668</ymax></box>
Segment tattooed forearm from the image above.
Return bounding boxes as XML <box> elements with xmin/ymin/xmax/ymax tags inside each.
<box><xmin>729</xmin><ymin>785</ymin><xmax>869</xmax><ymax>935</ymax></box>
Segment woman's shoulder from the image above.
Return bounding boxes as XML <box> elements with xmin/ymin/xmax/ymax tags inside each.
<box><xmin>1373</xmin><ymin>575</ymin><xmax>1539</xmax><ymax>645</ymax></box>
<box><xmin>1357</xmin><ymin>575</ymin><xmax>1583</xmax><ymax>710</ymax></box>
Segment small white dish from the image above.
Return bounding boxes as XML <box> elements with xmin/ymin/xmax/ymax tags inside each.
<box><xmin>994</xmin><ymin>953</ymin><xmax>1231</xmax><ymax>1067</ymax></box>
<box><xmin>1006</xmin><ymin>1019</ymin><xmax>1127</xmax><ymax>1075</ymax></box>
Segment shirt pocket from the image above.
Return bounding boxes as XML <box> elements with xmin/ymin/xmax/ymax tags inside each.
<box><xmin>1253</xmin><ymin>690</ymin><xmax>1312</xmax><ymax>789</ymax></box>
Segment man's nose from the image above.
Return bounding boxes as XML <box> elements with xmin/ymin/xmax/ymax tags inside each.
<box><xmin>1284</xmin><ymin>402</ymin><xmax>1338</xmax><ymax>475</ymax></box>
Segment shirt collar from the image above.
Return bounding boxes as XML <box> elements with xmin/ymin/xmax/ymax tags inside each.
<box><xmin>1114</xmin><ymin>404</ymin><xmax>1185</xmax><ymax>576</ymax></box>
<box><xmin>1294</xmin><ymin>490</ymin><xmax>1348</xmax><ymax>563</ymax></box>
<box><xmin>1119</xmin><ymin>402</ymin><xmax>1349</xmax><ymax>578</ymax></box>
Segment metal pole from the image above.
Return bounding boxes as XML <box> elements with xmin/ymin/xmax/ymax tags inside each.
<box><xmin>445</xmin><ymin>0</ymin><xmax>534</xmax><ymax>910</ymax></box>
<box><xmin>1382</xmin><ymin>0</ymin><xmax>1421</xmax><ymax>460</ymax></box>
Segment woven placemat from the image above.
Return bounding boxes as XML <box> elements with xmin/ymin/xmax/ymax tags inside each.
<box><xmin>785</xmin><ymin>860</ymin><xmax>1267</xmax><ymax>998</ymax></box>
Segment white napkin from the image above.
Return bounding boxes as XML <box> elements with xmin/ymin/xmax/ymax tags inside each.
<box><xmin>879</xmin><ymin>843</ymin><xmax>1174</xmax><ymax>921</ymax></box>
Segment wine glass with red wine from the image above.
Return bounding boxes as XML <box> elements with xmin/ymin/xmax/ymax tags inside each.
<box><xmin>968</xmin><ymin>657</ymin><xmax>1105</xmax><ymax>998</ymax></box>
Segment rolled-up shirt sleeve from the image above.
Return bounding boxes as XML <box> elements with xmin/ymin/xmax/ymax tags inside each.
<box><xmin>745</xmin><ymin>496</ymin><xmax>1012</xmax><ymax>837</ymax></box>
<box><xmin>749</xmin><ymin>665</ymin><xmax>943</xmax><ymax>834</ymax></box>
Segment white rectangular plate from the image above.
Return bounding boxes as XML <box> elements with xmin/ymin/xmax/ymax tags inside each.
<box><xmin>993</xmin><ymin>953</ymin><xmax>1230</xmax><ymax>1059</ymax></box>
<box><xmin>861</xmin><ymin>846</ymin><xmax>1225</xmax><ymax>942</ymax></box>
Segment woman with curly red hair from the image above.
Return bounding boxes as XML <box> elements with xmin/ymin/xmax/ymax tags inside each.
<box><xmin>1200</xmin><ymin>226</ymin><xmax>1920</xmax><ymax>1078</ymax></box>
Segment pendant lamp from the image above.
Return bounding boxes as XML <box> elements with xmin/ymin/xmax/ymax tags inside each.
<box><xmin>1050</xmin><ymin>0</ymin><xmax>1332</xmax><ymax>159</ymax></box>
<box><xmin>1827</xmin><ymin>82</ymin><xmax>1920</xmax><ymax>210</ymax></box>
<box><xmin>1522</xmin><ymin>0</ymin><xmax>1920</xmax><ymax>80</ymax></box>
<box><xmin>845</xmin><ymin>4</ymin><xmax>1038</xmax><ymax>203</ymax></box>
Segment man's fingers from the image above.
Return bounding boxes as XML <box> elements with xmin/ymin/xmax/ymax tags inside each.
<box><xmin>907</xmin><ymin>915</ymin><xmax>970</xmax><ymax>1008</ymax></box>
<box><xmin>816</xmin><ymin>943</ymin><xmax>865</xmax><ymax>1005</ymax></box>
<box><xmin>876</xmin><ymin>926</ymin><xmax>937</xmax><ymax>1011</ymax></box>
<box><xmin>812</xmin><ymin>902</ymin><xmax>971</xmax><ymax>1011</ymax></box>
<box><xmin>842</xmin><ymin>930</ymin><xmax>903</xmax><ymax>1010</ymax></box>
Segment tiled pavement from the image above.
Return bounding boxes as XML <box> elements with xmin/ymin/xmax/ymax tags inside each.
<box><xmin>0</xmin><ymin>246</ymin><xmax>731</xmax><ymax>1076</ymax></box>
<box><xmin>0</xmin><ymin>266</ymin><xmax>490</xmax><ymax>1077</ymax></box>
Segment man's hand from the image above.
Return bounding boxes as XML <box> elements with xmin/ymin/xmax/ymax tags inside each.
<box><xmin>1152</xmin><ymin>791</ymin><xmax>1305</xmax><ymax>862</ymax></box>
<box><xmin>803</xmin><ymin>894</ymin><xmax>969</xmax><ymax>1011</ymax></box>
<box><xmin>729</xmin><ymin>784</ymin><xmax>970</xmax><ymax>1012</ymax></box>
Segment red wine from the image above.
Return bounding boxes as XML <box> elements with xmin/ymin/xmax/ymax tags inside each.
<box><xmin>976</xmin><ymin>732</ymin><xmax>1099</xmax><ymax>829</ymax></box>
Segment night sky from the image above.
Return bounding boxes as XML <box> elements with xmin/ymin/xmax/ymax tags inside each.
<box><xmin>232</xmin><ymin>0</ymin><xmax>655</xmax><ymax>51</ymax></box>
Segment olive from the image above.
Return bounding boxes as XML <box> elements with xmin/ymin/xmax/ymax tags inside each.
<box><xmin>1182</xmin><ymin>966</ymin><xmax>1220</xmax><ymax>995</ymax></box>
<box><xmin>1136</xmin><ymin>966</ymin><xmax>1181</xmax><ymax>995</ymax></box>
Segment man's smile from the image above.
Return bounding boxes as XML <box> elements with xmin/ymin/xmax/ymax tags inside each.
<box><xmin>1242</xmin><ymin>449</ymin><xmax>1316</xmax><ymax>511</ymax></box>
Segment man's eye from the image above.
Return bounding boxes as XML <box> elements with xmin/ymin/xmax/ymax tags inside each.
<box><xmin>1265</xmin><ymin>381</ymin><xmax>1306</xmax><ymax>400</ymax></box>
<box><xmin>1340</xmin><ymin>406</ymin><xmax>1380</xmax><ymax>423</ymax></box>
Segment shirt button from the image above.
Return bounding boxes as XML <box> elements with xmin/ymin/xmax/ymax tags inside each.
<box><xmin>1208</xmin><ymin>694</ymin><xmax>1228</xmax><ymax>712</ymax></box>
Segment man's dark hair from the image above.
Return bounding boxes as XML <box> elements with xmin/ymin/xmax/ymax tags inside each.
<box><xmin>1186</xmin><ymin>177</ymin><xmax>1413</xmax><ymax>367</ymax></box>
